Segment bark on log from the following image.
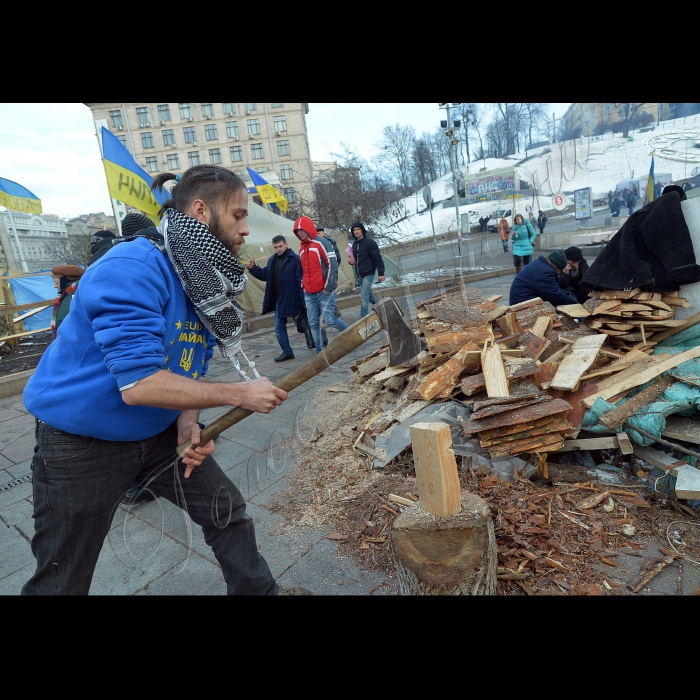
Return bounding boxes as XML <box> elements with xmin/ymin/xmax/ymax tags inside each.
<box><xmin>390</xmin><ymin>491</ymin><xmax>497</xmax><ymax>595</ymax></box>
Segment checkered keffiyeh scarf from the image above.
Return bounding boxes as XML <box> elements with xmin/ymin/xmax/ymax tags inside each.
<box><xmin>158</xmin><ymin>208</ymin><xmax>247</xmax><ymax>361</ymax></box>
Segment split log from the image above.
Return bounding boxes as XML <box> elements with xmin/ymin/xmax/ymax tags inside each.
<box><xmin>459</xmin><ymin>357</ymin><xmax>540</xmax><ymax>397</ymax></box>
<box><xmin>426</xmin><ymin>325</ymin><xmax>491</xmax><ymax>354</ymax></box>
<box><xmin>488</xmin><ymin>432</ymin><xmax>565</xmax><ymax>457</ymax></box>
<box><xmin>531</xmin><ymin>315</ymin><xmax>553</xmax><ymax>337</ymax></box>
<box><xmin>496</xmin><ymin>312</ymin><xmax>522</xmax><ymax>338</ymax></box>
<box><xmin>557</xmin><ymin>303</ymin><xmax>590</xmax><ymax>318</ymax></box>
<box><xmin>390</xmin><ymin>491</ymin><xmax>497</xmax><ymax>596</ymax></box>
<box><xmin>481</xmin><ymin>344</ymin><xmax>509</xmax><ymax>398</ymax></box>
<box><xmin>509</xmin><ymin>297</ymin><xmax>543</xmax><ymax>312</ymax></box>
<box><xmin>548</xmin><ymin>334</ymin><xmax>607</xmax><ymax>391</ymax></box>
<box><xmin>589</xmin><ymin>288</ymin><xmax>642</xmax><ymax>300</ymax></box>
<box><xmin>597</xmin><ymin>376</ymin><xmax>673</xmax><ymax>430</ymax></box>
<box><xmin>417</xmin><ymin>341</ymin><xmax>481</xmax><ymax>400</ymax></box>
<box><xmin>519</xmin><ymin>330</ymin><xmax>550</xmax><ymax>360</ymax></box>
<box><xmin>463</xmin><ymin>398</ymin><xmax>573</xmax><ymax>436</ymax></box>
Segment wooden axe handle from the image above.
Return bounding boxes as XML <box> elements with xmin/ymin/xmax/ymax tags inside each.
<box><xmin>176</xmin><ymin>308</ymin><xmax>386</xmax><ymax>458</ymax></box>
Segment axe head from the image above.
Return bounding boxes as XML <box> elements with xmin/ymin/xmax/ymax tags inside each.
<box><xmin>373</xmin><ymin>298</ymin><xmax>427</xmax><ymax>366</ymax></box>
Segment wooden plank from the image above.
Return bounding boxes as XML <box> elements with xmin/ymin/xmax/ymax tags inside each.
<box><xmin>471</xmin><ymin>378</ymin><xmax>541</xmax><ymax>411</ymax></box>
<box><xmin>463</xmin><ymin>398</ymin><xmax>573</xmax><ymax>436</ymax></box>
<box><xmin>586</xmin><ymin>351</ymin><xmax>661</xmax><ymax>393</ymax></box>
<box><xmin>490</xmin><ymin>433</ymin><xmax>565</xmax><ymax>458</ymax></box>
<box><xmin>486</xmin><ymin>305</ymin><xmax>510</xmax><ymax>322</ymax></box>
<box><xmin>661</xmin><ymin>296</ymin><xmax>691</xmax><ymax>308</ymax></box>
<box><xmin>478</xmin><ymin>413</ymin><xmax>570</xmax><ymax>441</ymax></box>
<box><xmin>519</xmin><ymin>330</ymin><xmax>548</xmax><ymax>360</ymax></box>
<box><xmin>0</xmin><ymin>326</ymin><xmax>51</xmax><ymax>342</ymax></box>
<box><xmin>481</xmin><ymin>344</ymin><xmax>509</xmax><ymax>398</ymax></box>
<box><xmin>641</xmin><ymin>311</ymin><xmax>700</xmax><ymax>345</ymax></box>
<box><xmin>548</xmin><ymin>334</ymin><xmax>607</xmax><ymax>391</ymax></box>
<box><xmin>617</xmin><ymin>432</ymin><xmax>634</xmax><ymax>455</ymax></box>
<box><xmin>632</xmin><ymin>444</ymin><xmax>687</xmax><ymax>471</ymax></box>
<box><xmin>409</xmin><ymin>422</ymin><xmax>461</xmax><ymax>517</ymax></box>
<box><xmin>496</xmin><ymin>312</ymin><xmax>522</xmax><ymax>338</ymax></box>
<box><xmin>554</xmin><ymin>437</ymin><xmax>620</xmax><ymax>452</ymax></box>
<box><xmin>357</xmin><ymin>353</ymin><xmax>389</xmax><ymax>377</ymax></box>
<box><xmin>417</xmin><ymin>341</ymin><xmax>481</xmax><ymax>400</ymax></box>
<box><xmin>557</xmin><ymin>304</ymin><xmax>590</xmax><ymax>318</ymax></box>
<box><xmin>479</xmin><ymin>418</ymin><xmax>572</xmax><ymax>447</ymax></box>
<box><xmin>509</xmin><ymin>297</ymin><xmax>543</xmax><ymax>312</ymax></box>
<box><xmin>0</xmin><ymin>299</ymin><xmax>54</xmax><ymax>314</ymax></box>
<box><xmin>548</xmin><ymin>381</ymin><xmax>600</xmax><ymax>437</ymax></box>
<box><xmin>531</xmin><ymin>315</ymin><xmax>553</xmax><ymax>336</ymax></box>
<box><xmin>589</xmin><ymin>300</ymin><xmax>623</xmax><ymax>315</ymax></box>
<box><xmin>459</xmin><ymin>357</ymin><xmax>540</xmax><ymax>397</ymax></box>
<box><xmin>486</xmin><ymin>295</ymin><xmax>503</xmax><ymax>303</ymax></box>
<box><xmin>662</xmin><ymin>416</ymin><xmax>700</xmax><ymax>445</ymax></box>
<box><xmin>597</xmin><ymin>376</ymin><xmax>673</xmax><ymax>430</ymax></box>
<box><xmin>582</xmin><ymin>346</ymin><xmax>700</xmax><ymax>408</ymax></box>
<box><xmin>425</xmin><ymin>325</ymin><xmax>491</xmax><ymax>354</ymax></box>
<box><xmin>470</xmin><ymin>395</ymin><xmax>551</xmax><ymax>420</ymax></box>
<box><xmin>371</xmin><ymin>366</ymin><xmax>412</xmax><ymax>383</ymax></box>
<box><xmin>670</xmin><ymin>464</ymin><xmax>700</xmax><ymax>500</ymax></box>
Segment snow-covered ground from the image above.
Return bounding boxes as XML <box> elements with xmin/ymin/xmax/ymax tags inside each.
<box><xmin>378</xmin><ymin>113</ymin><xmax>700</xmax><ymax>243</ymax></box>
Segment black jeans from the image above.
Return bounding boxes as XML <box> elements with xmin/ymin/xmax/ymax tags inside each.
<box><xmin>22</xmin><ymin>420</ymin><xmax>277</xmax><ymax>595</ymax></box>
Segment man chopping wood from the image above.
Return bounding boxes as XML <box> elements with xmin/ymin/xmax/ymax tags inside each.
<box><xmin>509</xmin><ymin>251</ymin><xmax>578</xmax><ymax>308</ymax></box>
<box><xmin>21</xmin><ymin>165</ymin><xmax>310</xmax><ymax>596</ymax></box>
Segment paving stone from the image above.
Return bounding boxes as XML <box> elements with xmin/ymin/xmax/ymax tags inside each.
<box><xmin>136</xmin><ymin>553</ymin><xmax>226</xmax><ymax>595</ymax></box>
<box><xmin>0</xmin><ymin>497</ymin><xmax>34</xmax><ymax>540</ymax></box>
<box><xmin>0</xmin><ymin>430</ymin><xmax>36</xmax><ymax>464</ymax></box>
<box><xmin>6</xmin><ymin>459</ymin><xmax>32</xmax><ymax>479</ymax></box>
<box><xmin>0</xmin><ymin>481</ymin><xmax>33</xmax><ymax>510</ymax></box>
<box><xmin>0</xmin><ymin>562</ymin><xmax>34</xmax><ymax>595</ymax></box>
<box><xmin>0</xmin><ymin>524</ymin><xmax>35</xmax><ymax>580</ymax></box>
<box><xmin>205</xmin><ymin>435</ymin><xmax>260</xmax><ymax>472</ymax></box>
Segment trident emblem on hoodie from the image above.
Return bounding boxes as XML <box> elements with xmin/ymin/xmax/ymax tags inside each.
<box><xmin>180</xmin><ymin>347</ymin><xmax>194</xmax><ymax>372</ymax></box>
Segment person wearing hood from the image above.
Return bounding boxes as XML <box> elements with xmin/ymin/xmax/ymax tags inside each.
<box><xmin>87</xmin><ymin>229</ymin><xmax>118</xmax><ymax>267</ymax></box>
<box><xmin>50</xmin><ymin>265</ymin><xmax>84</xmax><ymax>339</ymax></box>
<box><xmin>509</xmin><ymin>251</ymin><xmax>578</xmax><ymax>308</ymax></box>
<box><xmin>558</xmin><ymin>246</ymin><xmax>590</xmax><ymax>305</ymax></box>
<box><xmin>293</xmin><ymin>215</ymin><xmax>348</xmax><ymax>354</ymax></box>
<box><xmin>349</xmin><ymin>221</ymin><xmax>385</xmax><ymax>318</ymax></box>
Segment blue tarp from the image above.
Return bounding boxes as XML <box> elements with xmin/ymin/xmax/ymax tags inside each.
<box><xmin>7</xmin><ymin>274</ymin><xmax>55</xmax><ymax>331</ymax></box>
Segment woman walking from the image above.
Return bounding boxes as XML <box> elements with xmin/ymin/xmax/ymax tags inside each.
<box><xmin>511</xmin><ymin>213</ymin><xmax>537</xmax><ymax>274</ymax></box>
<box><xmin>498</xmin><ymin>215</ymin><xmax>510</xmax><ymax>253</ymax></box>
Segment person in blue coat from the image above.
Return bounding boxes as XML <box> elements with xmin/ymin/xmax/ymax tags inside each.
<box><xmin>511</xmin><ymin>213</ymin><xmax>538</xmax><ymax>274</ymax></box>
<box><xmin>246</xmin><ymin>234</ymin><xmax>304</xmax><ymax>362</ymax></box>
<box><xmin>509</xmin><ymin>251</ymin><xmax>579</xmax><ymax>308</ymax></box>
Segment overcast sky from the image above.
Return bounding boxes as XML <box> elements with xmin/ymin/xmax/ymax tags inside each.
<box><xmin>0</xmin><ymin>103</ymin><xmax>571</xmax><ymax>219</ymax></box>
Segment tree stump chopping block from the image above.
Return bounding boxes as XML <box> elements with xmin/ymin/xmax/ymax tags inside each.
<box><xmin>390</xmin><ymin>491</ymin><xmax>497</xmax><ymax>595</ymax></box>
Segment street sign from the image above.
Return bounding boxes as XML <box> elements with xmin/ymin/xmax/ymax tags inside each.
<box><xmin>525</xmin><ymin>205</ymin><xmax>532</xmax><ymax>213</ymax></box>
<box><xmin>422</xmin><ymin>186</ymin><xmax>433</xmax><ymax>208</ymax></box>
<box><xmin>552</xmin><ymin>192</ymin><xmax>567</xmax><ymax>211</ymax></box>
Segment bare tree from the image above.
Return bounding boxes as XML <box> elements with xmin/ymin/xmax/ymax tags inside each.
<box><xmin>373</xmin><ymin>124</ymin><xmax>417</xmax><ymax>197</ymax></box>
<box><xmin>50</xmin><ymin>233</ymin><xmax>91</xmax><ymax>267</ymax></box>
<box><xmin>523</xmin><ymin>103</ymin><xmax>549</xmax><ymax>148</ymax></box>
<box><xmin>614</xmin><ymin>103</ymin><xmax>646</xmax><ymax>138</ymax></box>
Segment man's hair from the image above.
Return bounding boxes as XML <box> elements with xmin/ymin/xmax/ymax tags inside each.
<box><xmin>151</xmin><ymin>165</ymin><xmax>246</xmax><ymax>219</ymax></box>
<box><xmin>272</xmin><ymin>235</ymin><xmax>286</xmax><ymax>244</ymax></box>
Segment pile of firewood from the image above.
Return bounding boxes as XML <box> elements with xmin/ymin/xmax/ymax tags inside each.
<box><xmin>349</xmin><ymin>282</ymin><xmax>700</xmax><ymax>469</ymax></box>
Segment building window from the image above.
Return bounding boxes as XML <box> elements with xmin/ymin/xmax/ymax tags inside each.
<box><xmin>145</xmin><ymin>156</ymin><xmax>158</xmax><ymax>173</ymax></box>
<box><xmin>184</xmin><ymin>126</ymin><xmax>197</xmax><ymax>144</ymax></box>
<box><xmin>230</xmin><ymin>146</ymin><xmax>243</xmax><ymax>162</ymax></box>
<box><xmin>209</xmin><ymin>148</ymin><xmax>222</xmax><ymax>164</ymax></box>
<box><xmin>223</xmin><ymin>102</ymin><xmax>236</xmax><ymax>115</ymax></box>
<box><xmin>205</xmin><ymin>124</ymin><xmax>218</xmax><ymax>141</ymax></box>
<box><xmin>141</xmin><ymin>132</ymin><xmax>155</xmax><ymax>149</ymax></box>
<box><xmin>157</xmin><ymin>104</ymin><xmax>171</xmax><ymax>122</ymax></box>
<box><xmin>109</xmin><ymin>110</ymin><xmax>123</xmax><ymax>128</ymax></box>
<box><xmin>117</xmin><ymin>135</ymin><xmax>128</xmax><ymax>147</ymax></box>
<box><xmin>179</xmin><ymin>103</ymin><xmax>193</xmax><ymax>120</ymax></box>
<box><xmin>283</xmin><ymin>188</ymin><xmax>297</xmax><ymax>203</ymax></box>
<box><xmin>136</xmin><ymin>106</ymin><xmax>150</xmax><ymax>127</ymax></box>
<box><xmin>247</xmin><ymin>119</ymin><xmax>261</xmax><ymax>138</ymax></box>
<box><xmin>244</xmin><ymin>103</ymin><xmax>257</xmax><ymax>113</ymax></box>
<box><xmin>202</xmin><ymin>103</ymin><xmax>214</xmax><ymax>118</ymax></box>
<box><xmin>277</xmin><ymin>139</ymin><xmax>290</xmax><ymax>156</ymax></box>
<box><xmin>167</xmin><ymin>154</ymin><xmax>180</xmax><ymax>170</ymax></box>
<box><xmin>273</xmin><ymin>116</ymin><xmax>287</xmax><ymax>134</ymax></box>
<box><xmin>251</xmin><ymin>144</ymin><xmax>264</xmax><ymax>160</ymax></box>
<box><xmin>188</xmin><ymin>151</ymin><xmax>200</xmax><ymax>167</ymax></box>
<box><xmin>280</xmin><ymin>164</ymin><xmax>293</xmax><ymax>180</ymax></box>
<box><xmin>271</xmin><ymin>103</ymin><xmax>283</xmax><ymax>108</ymax></box>
<box><xmin>226</xmin><ymin>121</ymin><xmax>239</xmax><ymax>139</ymax></box>
<box><xmin>162</xmin><ymin>129</ymin><xmax>176</xmax><ymax>147</ymax></box>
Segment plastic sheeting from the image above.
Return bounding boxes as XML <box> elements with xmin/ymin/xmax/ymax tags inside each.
<box><xmin>373</xmin><ymin>401</ymin><xmax>472</xmax><ymax>468</ymax></box>
<box><xmin>8</xmin><ymin>274</ymin><xmax>54</xmax><ymax>331</ymax></box>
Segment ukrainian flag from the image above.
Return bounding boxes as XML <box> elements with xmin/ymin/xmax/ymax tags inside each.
<box><xmin>0</xmin><ymin>177</ymin><xmax>42</xmax><ymax>214</ymax></box>
<box><xmin>646</xmin><ymin>152</ymin><xmax>655</xmax><ymax>204</ymax></box>
<box><xmin>246</xmin><ymin>167</ymin><xmax>288</xmax><ymax>214</ymax></box>
<box><xmin>101</xmin><ymin>127</ymin><xmax>167</xmax><ymax>224</ymax></box>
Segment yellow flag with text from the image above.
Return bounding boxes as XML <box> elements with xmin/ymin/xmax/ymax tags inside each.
<box><xmin>0</xmin><ymin>177</ymin><xmax>42</xmax><ymax>214</ymax></box>
<box><xmin>246</xmin><ymin>167</ymin><xmax>287</xmax><ymax>214</ymax></box>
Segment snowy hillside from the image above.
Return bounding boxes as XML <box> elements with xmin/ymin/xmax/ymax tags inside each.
<box><xmin>379</xmin><ymin>113</ymin><xmax>700</xmax><ymax>242</ymax></box>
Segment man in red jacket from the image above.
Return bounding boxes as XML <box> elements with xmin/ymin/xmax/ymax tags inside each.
<box><xmin>293</xmin><ymin>216</ymin><xmax>348</xmax><ymax>353</ymax></box>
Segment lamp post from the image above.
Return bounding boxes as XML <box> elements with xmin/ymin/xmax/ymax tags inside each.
<box><xmin>439</xmin><ymin>103</ymin><xmax>466</xmax><ymax>256</ymax></box>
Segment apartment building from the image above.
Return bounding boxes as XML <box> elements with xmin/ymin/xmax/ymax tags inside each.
<box><xmin>85</xmin><ymin>102</ymin><xmax>314</xmax><ymax>216</ymax></box>
<box><xmin>562</xmin><ymin>103</ymin><xmax>660</xmax><ymax>137</ymax></box>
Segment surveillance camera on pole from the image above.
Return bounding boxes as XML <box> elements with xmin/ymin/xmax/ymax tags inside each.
<box><xmin>438</xmin><ymin>103</ymin><xmax>466</xmax><ymax>254</ymax></box>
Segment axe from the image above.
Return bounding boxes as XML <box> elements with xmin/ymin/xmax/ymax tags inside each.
<box><xmin>177</xmin><ymin>298</ymin><xmax>426</xmax><ymax>457</ymax></box>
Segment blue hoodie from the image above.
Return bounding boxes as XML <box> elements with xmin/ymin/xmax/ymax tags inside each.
<box><xmin>23</xmin><ymin>238</ymin><xmax>216</xmax><ymax>441</ymax></box>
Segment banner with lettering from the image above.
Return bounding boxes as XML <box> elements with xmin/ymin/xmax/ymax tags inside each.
<box><xmin>0</xmin><ymin>177</ymin><xmax>42</xmax><ymax>214</ymax></box>
<box><xmin>101</xmin><ymin>127</ymin><xmax>167</xmax><ymax>225</ymax></box>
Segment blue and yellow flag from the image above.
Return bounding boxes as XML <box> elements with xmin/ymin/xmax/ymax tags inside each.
<box><xmin>646</xmin><ymin>152</ymin><xmax>655</xmax><ymax>204</ymax></box>
<box><xmin>101</xmin><ymin>127</ymin><xmax>167</xmax><ymax>225</ymax></box>
<box><xmin>0</xmin><ymin>177</ymin><xmax>42</xmax><ymax>214</ymax></box>
<box><xmin>246</xmin><ymin>167</ymin><xmax>288</xmax><ymax>214</ymax></box>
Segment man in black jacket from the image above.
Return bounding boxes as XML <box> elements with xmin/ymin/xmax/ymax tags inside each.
<box><xmin>246</xmin><ymin>235</ymin><xmax>304</xmax><ymax>362</ymax></box>
<box><xmin>349</xmin><ymin>221</ymin><xmax>385</xmax><ymax>318</ymax></box>
<box><xmin>558</xmin><ymin>246</ymin><xmax>590</xmax><ymax>304</ymax></box>
<box><xmin>509</xmin><ymin>251</ymin><xmax>578</xmax><ymax>308</ymax></box>
<box><xmin>626</xmin><ymin>189</ymin><xmax>637</xmax><ymax>216</ymax></box>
